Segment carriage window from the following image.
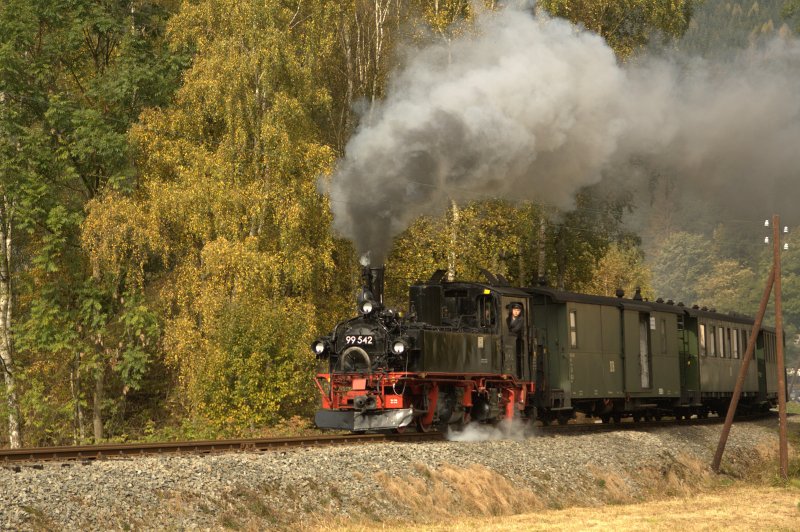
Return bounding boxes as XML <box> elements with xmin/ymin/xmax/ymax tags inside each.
<box><xmin>766</xmin><ymin>335</ymin><xmax>771</xmax><ymax>362</ymax></box>
<box><xmin>660</xmin><ymin>319</ymin><xmax>667</xmax><ymax>352</ymax></box>
<box><xmin>569</xmin><ymin>310</ymin><xmax>578</xmax><ymax>348</ymax></box>
<box><xmin>709</xmin><ymin>326</ymin><xmax>717</xmax><ymax>357</ymax></box>
<box><xmin>742</xmin><ymin>330</ymin><xmax>751</xmax><ymax>359</ymax></box>
<box><xmin>732</xmin><ymin>329</ymin><xmax>739</xmax><ymax>359</ymax></box>
<box><xmin>700</xmin><ymin>323</ymin><xmax>707</xmax><ymax>356</ymax></box>
<box><xmin>718</xmin><ymin>327</ymin><xmax>726</xmax><ymax>358</ymax></box>
<box><xmin>725</xmin><ymin>328</ymin><xmax>732</xmax><ymax>358</ymax></box>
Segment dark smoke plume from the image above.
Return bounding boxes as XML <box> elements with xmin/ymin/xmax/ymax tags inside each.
<box><xmin>322</xmin><ymin>5</ymin><xmax>800</xmax><ymax>262</ymax></box>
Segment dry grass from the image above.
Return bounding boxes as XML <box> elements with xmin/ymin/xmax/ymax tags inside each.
<box><xmin>318</xmin><ymin>485</ymin><xmax>800</xmax><ymax>531</ymax></box>
<box><xmin>632</xmin><ymin>453</ymin><xmax>712</xmax><ymax>499</ymax></box>
<box><xmin>374</xmin><ymin>462</ymin><xmax>543</xmax><ymax>522</ymax></box>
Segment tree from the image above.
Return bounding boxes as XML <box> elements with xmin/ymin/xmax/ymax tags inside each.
<box><xmin>650</xmin><ymin>232</ymin><xmax>715</xmax><ymax>305</ymax></box>
<box><xmin>695</xmin><ymin>259</ymin><xmax>757</xmax><ymax>313</ymax></box>
<box><xmin>538</xmin><ymin>0</ymin><xmax>696</xmax><ymax>59</ymax></box>
<box><xmin>582</xmin><ymin>239</ymin><xmax>654</xmax><ymax>298</ymax></box>
<box><xmin>0</xmin><ymin>0</ymin><xmax>182</xmax><ymax>446</ymax></box>
<box><xmin>85</xmin><ymin>0</ymin><xmax>350</xmax><ymax>429</ymax></box>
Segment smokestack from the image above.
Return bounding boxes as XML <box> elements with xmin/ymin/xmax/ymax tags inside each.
<box><xmin>361</xmin><ymin>265</ymin><xmax>385</xmax><ymax>305</ymax></box>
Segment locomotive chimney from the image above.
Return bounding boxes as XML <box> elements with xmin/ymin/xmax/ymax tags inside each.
<box><xmin>360</xmin><ymin>264</ymin><xmax>385</xmax><ymax>305</ymax></box>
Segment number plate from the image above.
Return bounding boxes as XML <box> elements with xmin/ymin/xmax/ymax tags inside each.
<box><xmin>344</xmin><ymin>335</ymin><xmax>375</xmax><ymax>346</ymax></box>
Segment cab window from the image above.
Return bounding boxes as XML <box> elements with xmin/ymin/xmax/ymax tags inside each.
<box><xmin>477</xmin><ymin>295</ymin><xmax>497</xmax><ymax>331</ymax></box>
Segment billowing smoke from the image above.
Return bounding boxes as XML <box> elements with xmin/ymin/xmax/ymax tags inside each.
<box><xmin>323</xmin><ymin>5</ymin><xmax>800</xmax><ymax>262</ymax></box>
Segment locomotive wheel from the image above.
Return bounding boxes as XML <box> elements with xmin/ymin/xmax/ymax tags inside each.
<box><xmin>416</xmin><ymin>418</ymin><xmax>436</xmax><ymax>433</ymax></box>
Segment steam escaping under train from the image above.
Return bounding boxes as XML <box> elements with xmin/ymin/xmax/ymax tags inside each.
<box><xmin>313</xmin><ymin>266</ymin><xmax>782</xmax><ymax>432</ymax></box>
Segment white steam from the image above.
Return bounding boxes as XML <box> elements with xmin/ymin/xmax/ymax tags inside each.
<box><xmin>446</xmin><ymin>419</ymin><xmax>531</xmax><ymax>442</ymax></box>
<box><xmin>324</xmin><ymin>6</ymin><xmax>800</xmax><ymax>261</ymax></box>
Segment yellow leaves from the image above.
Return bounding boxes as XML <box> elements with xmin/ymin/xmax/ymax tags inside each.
<box><xmin>538</xmin><ymin>0</ymin><xmax>694</xmax><ymax>60</ymax></box>
<box><xmin>82</xmin><ymin>0</ymin><xmax>354</xmax><ymax>428</ymax></box>
<box><xmin>164</xmin><ymin>293</ymin><xmax>319</xmax><ymax>428</ymax></box>
<box><xmin>581</xmin><ymin>241</ymin><xmax>654</xmax><ymax>298</ymax></box>
<box><xmin>82</xmin><ymin>192</ymin><xmax>162</xmax><ymax>288</ymax></box>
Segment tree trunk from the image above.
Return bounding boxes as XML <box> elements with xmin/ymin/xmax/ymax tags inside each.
<box><xmin>447</xmin><ymin>200</ymin><xmax>459</xmax><ymax>281</ymax></box>
<box><xmin>0</xmin><ymin>195</ymin><xmax>20</xmax><ymax>448</ymax></box>
<box><xmin>93</xmin><ymin>364</ymin><xmax>104</xmax><ymax>442</ymax></box>
<box><xmin>536</xmin><ymin>213</ymin><xmax>547</xmax><ymax>284</ymax></box>
<box><xmin>71</xmin><ymin>355</ymin><xmax>85</xmax><ymax>444</ymax></box>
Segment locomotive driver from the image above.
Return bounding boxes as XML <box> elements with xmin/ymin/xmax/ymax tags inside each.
<box><xmin>507</xmin><ymin>302</ymin><xmax>525</xmax><ymax>376</ymax></box>
<box><xmin>506</xmin><ymin>302</ymin><xmax>524</xmax><ymax>336</ymax></box>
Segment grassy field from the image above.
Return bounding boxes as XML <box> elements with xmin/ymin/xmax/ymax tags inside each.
<box><xmin>318</xmin><ymin>483</ymin><xmax>800</xmax><ymax>532</ymax></box>
<box><xmin>380</xmin><ymin>485</ymin><xmax>800</xmax><ymax>531</ymax></box>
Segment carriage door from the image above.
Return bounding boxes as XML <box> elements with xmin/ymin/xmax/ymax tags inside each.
<box><xmin>639</xmin><ymin>314</ymin><xmax>652</xmax><ymax>389</ymax></box>
<box><xmin>501</xmin><ymin>296</ymin><xmax>528</xmax><ymax>377</ymax></box>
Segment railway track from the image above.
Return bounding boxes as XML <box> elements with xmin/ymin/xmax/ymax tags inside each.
<box><xmin>0</xmin><ymin>412</ymin><xmax>780</xmax><ymax>464</ymax></box>
<box><xmin>0</xmin><ymin>431</ymin><xmax>444</xmax><ymax>464</ymax></box>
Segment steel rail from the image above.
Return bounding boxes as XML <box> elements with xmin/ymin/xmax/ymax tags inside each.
<box><xmin>0</xmin><ymin>431</ymin><xmax>444</xmax><ymax>464</ymax></box>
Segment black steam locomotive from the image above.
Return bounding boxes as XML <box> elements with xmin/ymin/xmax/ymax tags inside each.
<box><xmin>313</xmin><ymin>266</ymin><xmax>781</xmax><ymax>432</ymax></box>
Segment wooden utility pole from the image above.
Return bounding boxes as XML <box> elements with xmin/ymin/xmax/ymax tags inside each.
<box><xmin>772</xmin><ymin>215</ymin><xmax>789</xmax><ymax>480</ymax></box>
<box><xmin>711</xmin><ymin>215</ymin><xmax>789</xmax><ymax>480</ymax></box>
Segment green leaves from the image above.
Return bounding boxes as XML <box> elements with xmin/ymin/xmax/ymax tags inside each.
<box><xmin>117</xmin><ymin>294</ymin><xmax>159</xmax><ymax>392</ymax></box>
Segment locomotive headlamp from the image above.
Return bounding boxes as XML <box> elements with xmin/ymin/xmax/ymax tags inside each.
<box><xmin>392</xmin><ymin>340</ymin><xmax>409</xmax><ymax>355</ymax></box>
<box><xmin>311</xmin><ymin>339</ymin><xmax>329</xmax><ymax>357</ymax></box>
<box><xmin>360</xmin><ymin>300</ymin><xmax>375</xmax><ymax>314</ymax></box>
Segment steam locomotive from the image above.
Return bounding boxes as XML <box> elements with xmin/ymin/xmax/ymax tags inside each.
<box><xmin>312</xmin><ymin>266</ymin><xmax>781</xmax><ymax>432</ymax></box>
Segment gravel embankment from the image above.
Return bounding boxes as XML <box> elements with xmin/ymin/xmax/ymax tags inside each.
<box><xmin>1</xmin><ymin>416</ymin><xmax>796</xmax><ymax>530</ymax></box>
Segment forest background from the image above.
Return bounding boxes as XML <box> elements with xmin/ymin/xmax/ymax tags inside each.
<box><xmin>0</xmin><ymin>0</ymin><xmax>799</xmax><ymax>448</ymax></box>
